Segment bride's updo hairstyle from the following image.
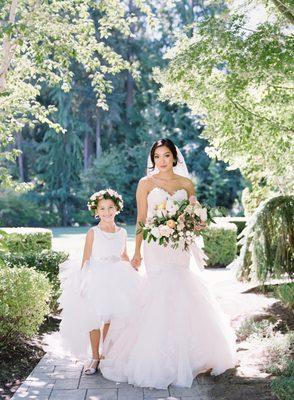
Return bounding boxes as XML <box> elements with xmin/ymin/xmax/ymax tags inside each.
<box><xmin>149</xmin><ymin>138</ymin><xmax>178</xmax><ymax>171</ymax></box>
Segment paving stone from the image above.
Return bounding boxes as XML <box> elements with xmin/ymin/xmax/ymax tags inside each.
<box><xmin>29</xmin><ymin>371</ymin><xmax>81</xmax><ymax>380</ymax></box>
<box><xmin>79</xmin><ymin>375</ymin><xmax>119</xmax><ymax>389</ymax></box>
<box><xmin>118</xmin><ymin>386</ymin><xmax>144</xmax><ymax>399</ymax></box>
<box><xmin>54</xmin><ymin>364</ymin><xmax>84</xmax><ymax>373</ymax></box>
<box><xmin>49</xmin><ymin>389</ymin><xmax>87</xmax><ymax>400</ymax></box>
<box><xmin>12</xmin><ymin>391</ymin><xmax>51</xmax><ymax>399</ymax></box>
<box><xmin>86</xmin><ymin>388</ymin><xmax>117</xmax><ymax>400</ymax></box>
<box><xmin>12</xmin><ymin>379</ymin><xmax>55</xmax><ymax>399</ymax></box>
<box><xmin>38</xmin><ymin>355</ymin><xmax>75</xmax><ymax>366</ymax></box>
<box><xmin>33</xmin><ymin>365</ymin><xmax>55</xmax><ymax>373</ymax></box>
<box><xmin>54</xmin><ymin>379</ymin><xmax>80</xmax><ymax>389</ymax></box>
<box><xmin>143</xmin><ymin>388</ymin><xmax>169</xmax><ymax>398</ymax></box>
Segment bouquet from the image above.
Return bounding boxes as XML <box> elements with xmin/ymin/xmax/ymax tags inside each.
<box><xmin>137</xmin><ymin>195</ymin><xmax>215</xmax><ymax>251</ymax></box>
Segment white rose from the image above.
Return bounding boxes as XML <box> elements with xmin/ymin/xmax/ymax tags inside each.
<box><xmin>177</xmin><ymin>222</ymin><xmax>185</xmax><ymax>231</ymax></box>
<box><xmin>199</xmin><ymin>208</ymin><xmax>207</xmax><ymax>222</ymax></box>
<box><xmin>151</xmin><ymin>227</ymin><xmax>161</xmax><ymax>239</ymax></box>
<box><xmin>194</xmin><ymin>207</ymin><xmax>202</xmax><ymax>217</ymax></box>
<box><xmin>166</xmin><ymin>199</ymin><xmax>179</xmax><ymax>214</ymax></box>
<box><xmin>159</xmin><ymin>225</ymin><xmax>174</xmax><ymax>237</ymax></box>
<box><xmin>185</xmin><ymin>205</ymin><xmax>194</xmax><ymax>214</ymax></box>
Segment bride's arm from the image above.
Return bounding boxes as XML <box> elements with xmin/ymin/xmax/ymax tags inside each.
<box><xmin>131</xmin><ymin>179</ymin><xmax>148</xmax><ymax>269</ymax></box>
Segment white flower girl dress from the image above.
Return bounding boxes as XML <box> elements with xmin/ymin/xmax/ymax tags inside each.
<box><xmin>54</xmin><ymin>225</ymin><xmax>141</xmax><ymax>359</ymax></box>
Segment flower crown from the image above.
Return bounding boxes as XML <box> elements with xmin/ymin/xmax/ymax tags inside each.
<box><xmin>87</xmin><ymin>189</ymin><xmax>124</xmax><ymax>215</ymax></box>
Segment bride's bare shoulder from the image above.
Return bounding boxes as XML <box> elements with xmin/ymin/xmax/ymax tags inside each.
<box><xmin>138</xmin><ymin>176</ymin><xmax>153</xmax><ymax>191</ymax></box>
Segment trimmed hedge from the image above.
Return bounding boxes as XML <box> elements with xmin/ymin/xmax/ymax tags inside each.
<box><xmin>0</xmin><ymin>228</ymin><xmax>52</xmax><ymax>253</ymax></box>
<box><xmin>214</xmin><ymin>217</ymin><xmax>247</xmax><ymax>237</ymax></box>
<box><xmin>202</xmin><ymin>222</ymin><xmax>238</xmax><ymax>267</ymax></box>
<box><xmin>2</xmin><ymin>250</ymin><xmax>68</xmax><ymax>313</ymax></box>
<box><xmin>0</xmin><ymin>266</ymin><xmax>51</xmax><ymax>345</ymax></box>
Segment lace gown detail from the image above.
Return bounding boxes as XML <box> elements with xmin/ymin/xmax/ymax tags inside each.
<box><xmin>100</xmin><ymin>189</ymin><xmax>237</xmax><ymax>389</ymax></box>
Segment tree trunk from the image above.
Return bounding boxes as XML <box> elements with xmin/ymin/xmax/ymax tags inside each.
<box><xmin>272</xmin><ymin>0</ymin><xmax>294</xmax><ymax>23</ymax></box>
<box><xmin>16</xmin><ymin>132</ymin><xmax>24</xmax><ymax>181</ymax></box>
<box><xmin>0</xmin><ymin>0</ymin><xmax>19</xmax><ymax>92</ymax></box>
<box><xmin>125</xmin><ymin>0</ymin><xmax>135</xmax><ymax>123</ymax></box>
<box><xmin>125</xmin><ymin>72</ymin><xmax>134</xmax><ymax>122</ymax></box>
<box><xmin>84</xmin><ymin>133</ymin><xmax>90</xmax><ymax>172</ymax></box>
<box><xmin>96</xmin><ymin>109</ymin><xmax>102</xmax><ymax>159</ymax></box>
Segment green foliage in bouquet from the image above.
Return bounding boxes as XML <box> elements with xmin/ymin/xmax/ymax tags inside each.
<box><xmin>0</xmin><ymin>266</ymin><xmax>51</xmax><ymax>346</ymax></box>
<box><xmin>202</xmin><ymin>223</ymin><xmax>237</xmax><ymax>267</ymax></box>
<box><xmin>0</xmin><ymin>228</ymin><xmax>52</xmax><ymax>253</ymax></box>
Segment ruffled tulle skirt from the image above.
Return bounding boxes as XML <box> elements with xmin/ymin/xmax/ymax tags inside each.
<box><xmin>45</xmin><ymin>255</ymin><xmax>142</xmax><ymax>359</ymax></box>
<box><xmin>100</xmin><ymin>241</ymin><xmax>237</xmax><ymax>389</ymax></box>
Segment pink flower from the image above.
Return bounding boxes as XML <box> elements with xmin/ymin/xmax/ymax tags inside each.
<box><xmin>178</xmin><ymin>214</ymin><xmax>185</xmax><ymax>222</ymax></box>
<box><xmin>189</xmin><ymin>195</ymin><xmax>197</xmax><ymax>204</ymax></box>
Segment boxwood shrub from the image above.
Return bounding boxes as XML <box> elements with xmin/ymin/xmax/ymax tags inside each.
<box><xmin>0</xmin><ymin>228</ymin><xmax>52</xmax><ymax>253</ymax></box>
<box><xmin>202</xmin><ymin>221</ymin><xmax>237</xmax><ymax>267</ymax></box>
<box><xmin>0</xmin><ymin>266</ymin><xmax>51</xmax><ymax>346</ymax></box>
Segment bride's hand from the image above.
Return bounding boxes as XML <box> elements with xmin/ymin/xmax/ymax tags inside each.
<box><xmin>194</xmin><ymin>222</ymin><xmax>207</xmax><ymax>231</ymax></box>
<box><xmin>131</xmin><ymin>253</ymin><xmax>142</xmax><ymax>270</ymax></box>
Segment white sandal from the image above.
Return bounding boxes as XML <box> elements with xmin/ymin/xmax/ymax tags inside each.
<box><xmin>84</xmin><ymin>358</ymin><xmax>100</xmax><ymax>375</ymax></box>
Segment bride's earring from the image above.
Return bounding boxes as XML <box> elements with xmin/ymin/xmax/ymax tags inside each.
<box><xmin>95</xmin><ymin>214</ymin><xmax>99</xmax><ymax>220</ymax></box>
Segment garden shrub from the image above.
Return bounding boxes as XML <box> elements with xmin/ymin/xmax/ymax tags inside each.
<box><xmin>0</xmin><ymin>228</ymin><xmax>52</xmax><ymax>253</ymax></box>
<box><xmin>235</xmin><ymin>195</ymin><xmax>294</xmax><ymax>282</ymax></box>
<box><xmin>0</xmin><ymin>266</ymin><xmax>51</xmax><ymax>346</ymax></box>
<box><xmin>271</xmin><ymin>376</ymin><xmax>294</xmax><ymax>400</ymax></box>
<box><xmin>0</xmin><ymin>189</ymin><xmax>60</xmax><ymax>227</ymax></box>
<box><xmin>275</xmin><ymin>283</ymin><xmax>294</xmax><ymax>310</ymax></box>
<box><xmin>202</xmin><ymin>222</ymin><xmax>237</xmax><ymax>267</ymax></box>
<box><xmin>2</xmin><ymin>250</ymin><xmax>68</xmax><ymax>313</ymax></box>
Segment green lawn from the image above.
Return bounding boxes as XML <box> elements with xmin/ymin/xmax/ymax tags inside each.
<box><xmin>51</xmin><ymin>225</ymin><xmax>136</xmax><ymax>257</ymax></box>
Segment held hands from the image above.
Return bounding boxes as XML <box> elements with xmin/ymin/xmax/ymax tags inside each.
<box><xmin>131</xmin><ymin>253</ymin><xmax>142</xmax><ymax>270</ymax></box>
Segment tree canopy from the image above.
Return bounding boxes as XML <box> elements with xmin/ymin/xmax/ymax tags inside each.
<box><xmin>155</xmin><ymin>1</ymin><xmax>294</xmax><ymax>212</ymax></box>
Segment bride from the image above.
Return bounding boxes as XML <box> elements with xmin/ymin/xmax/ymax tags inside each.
<box><xmin>100</xmin><ymin>138</ymin><xmax>237</xmax><ymax>389</ymax></box>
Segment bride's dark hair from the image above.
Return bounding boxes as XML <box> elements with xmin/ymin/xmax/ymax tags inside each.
<box><xmin>149</xmin><ymin>138</ymin><xmax>178</xmax><ymax>171</ymax></box>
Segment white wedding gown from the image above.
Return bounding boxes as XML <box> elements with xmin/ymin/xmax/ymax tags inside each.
<box><xmin>100</xmin><ymin>188</ymin><xmax>237</xmax><ymax>389</ymax></box>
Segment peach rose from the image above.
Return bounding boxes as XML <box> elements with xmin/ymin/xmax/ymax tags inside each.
<box><xmin>166</xmin><ymin>219</ymin><xmax>176</xmax><ymax>229</ymax></box>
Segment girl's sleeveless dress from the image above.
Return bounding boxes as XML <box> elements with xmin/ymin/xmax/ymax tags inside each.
<box><xmin>55</xmin><ymin>226</ymin><xmax>142</xmax><ymax>359</ymax></box>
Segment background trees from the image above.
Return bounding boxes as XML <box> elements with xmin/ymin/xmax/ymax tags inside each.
<box><xmin>1</xmin><ymin>1</ymin><xmax>256</xmax><ymax>226</ymax></box>
<box><xmin>156</xmin><ymin>0</ymin><xmax>293</xmax><ymax>214</ymax></box>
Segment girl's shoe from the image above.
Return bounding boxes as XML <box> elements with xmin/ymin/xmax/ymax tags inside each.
<box><xmin>84</xmin><ymin>358</ymin><xmax>100</xmax><ymax>375</ymax></box>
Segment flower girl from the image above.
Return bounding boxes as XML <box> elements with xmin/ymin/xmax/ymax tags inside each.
<box><xmin>58</xmin><ymin>189</ymin><xmax>141</xmax><ymax>374</ymax></box>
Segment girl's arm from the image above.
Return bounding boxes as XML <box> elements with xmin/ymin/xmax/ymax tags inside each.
<box><xmin>131</xmin><ymin>179</ymin><xmax>148</xmax><ymax>269</ymax></box>
<box><xmin>121</xmin><ymin>242</ymin><xmax>130</xmax><ymax>262</ymax></box>
<box><xmin>81</xmin><ymin>229</ymin><xmax>94</xmax><ymax>269</ymax></box>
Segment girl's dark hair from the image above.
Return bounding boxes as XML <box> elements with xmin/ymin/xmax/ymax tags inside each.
<box><xmin>149</xmin><ymin>139</ymin><xmax>178</xmax><ymax>171</ymax></box>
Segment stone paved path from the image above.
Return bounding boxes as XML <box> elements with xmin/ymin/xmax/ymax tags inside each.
<box><xmin>12</xmin><ymin>352</ymin><xmax>219</xmax><ymax>400</ymax></box>
<box><xmin>11</xmin><ymin>232</ymin><xmax>277</xmax><ymax>400</ymax></box>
